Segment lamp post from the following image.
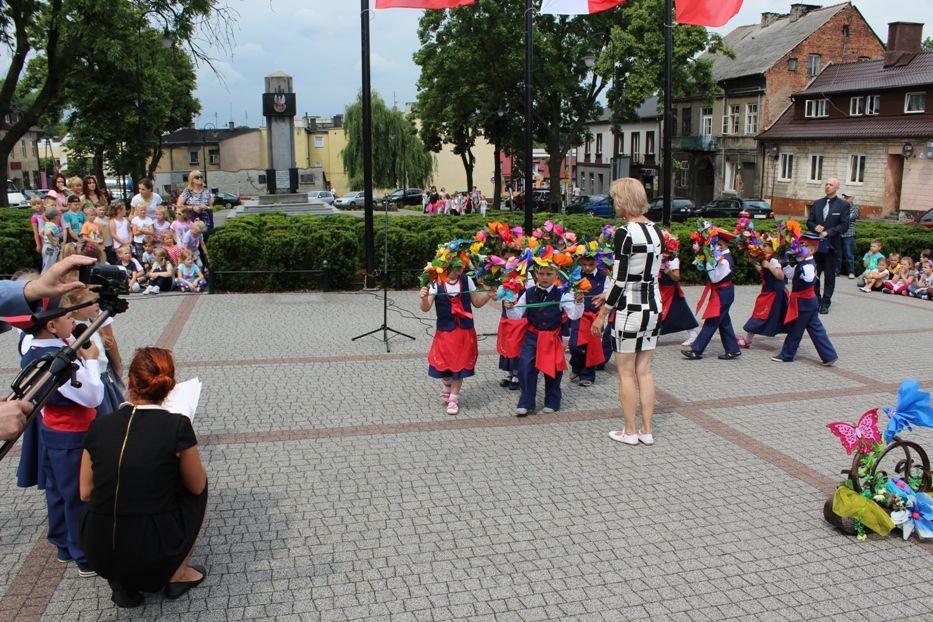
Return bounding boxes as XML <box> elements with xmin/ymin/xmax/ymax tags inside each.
<box><xmin>522</xmin><ymin>0</ymin><xmax>534</xmax><ymax>234</ymax></box>
<box><xmin>201</xmin><ymin>122</ymin><xmax>216</xmax><ymax>188</ymax></box>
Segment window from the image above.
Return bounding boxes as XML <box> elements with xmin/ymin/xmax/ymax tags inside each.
<box><xmin>681</xmin><ymin>108</ymin><xmax>692</xmax><ymax>135</ymax></box>
<box><xmin>630</xmin><ymin>132</ymin><xmax>640</xmax><ymax>161</ymax></box>
<box><xmin>779</xmin><ymin>153</ymin><xmax>794</xmax><ymax>181</ymax></box>
<box><xmin>597</xmin><ymin>173</ymin><xmax>604</xmax><ymax>190</ymax></box>
<box><xmin>724</xmin><ymin>160</ymin><xmax>737</xmax><ymax>192</ymax></box>
<box><xmin>677</xmin><ymin>163</ymin><xmax>690</xmax><ymax>188</ymax></box>
<box><xmin>722</xmin><ymin>106</ymin><xmax>742</xmax><ymax>134</ymax></box>
<box><xmin>905</xmin><ymin>92</ymin><xmax>926</xmax><ymax>114</ymax></box>
<box><xmin>858</xmin><ymin>56</ymin><xmax>870</xmax><ymax>62</ymax></box>
<box><xmin>589</xmin><ymin>172</ymin><xmax>595</xmax><ymax>193</ymax></box>
<box><xmin>645</xmin><ymin>131</ymin><xmax>655</xmax><ymax>157</ymax></box>
<box><xmin>258</xmin><ymin>174</ymin><xmax>267</xmax><ymax>184</ymax></box>
<box><xmin>671</xmin><ymin>110</ymin><xmax>678</xmax><ymax>136</ymax></box>
<box><xmin>865</xmin><ymin>95</ymin><xmax>881</xmax><ymax>115</ymax></box>
<box><xmin>788</xmin><ymin>58</ymin><xmax>798</xmax><ymax>72</ymax></box>
<box><xmin>614</xmin><ymin>132</ymin><xmax>623</xmax><ymax>156</ymax></box>
<box><xmin>188</xmin><ymin>150</ymin><xmax>199</xmax><ymax>165</ymax></box>
<box><xmin>314</xmin><ymin>135</ymin><xmax>324</xmax><ymax>148</ymax></box>
<box><xmin>808</xmin><ymin>155</ymin><xmax>824</xmax><ymax>183</ymax></box>
<box><xmin>850</xmin><ymin>96</ymin><xmax>864</xmax><ymax>116</ymax></box>
<box><xmin>700</xmin><ymin>107</ymin><xmax>713</xmax><ymax>136</ymax></box>
<box><xmin>20</xmin><ymin>140</ymin><xmax>26</xmax><ymax>157</ymax></box>
<box><xmin>595</xmin><ymin>133</ymin><xmax>603</xmax><ymax>161</ymax></box>
<box><xmin>584</xmin><ymin>138</ymin><xmax>591</xmax><ymax>161</ymax></box>
<box><xmin>848</xmin><ymin>154</ymin><xmax>866</xmax><ymax>184</ymax></box>
<box><xmin>299</xmin><ymin>173</ymin><xmax>315</xmax><ymax>184</ymax></box>
<box><xmin>745</xmin><ymin>104</ymin><xmax>759</xmax><ymax>134</ymax></box>
<box><xmin>208</xmin><ymin>148</ymin><xmax>219</xmax><ymax>165</ymax></box>
<box><xmin>805</xmin><ymin>99</ymin><xmax>829</xmax><ymax>118</ymax></box>
<box><xmin>808</xmin><ymin>54</ymin><xmax>821</xmax><ymax>76</ymax></box>
<box><xmin>842</xmin><ymin>25</ymin><xmax>850</xmax><ymax>37</ymax></box>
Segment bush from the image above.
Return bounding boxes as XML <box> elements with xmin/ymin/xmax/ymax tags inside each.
<box><xmin>0</xmin><ymin>208</ymin><xmax>37</xmax><ymax>275</ymax></box>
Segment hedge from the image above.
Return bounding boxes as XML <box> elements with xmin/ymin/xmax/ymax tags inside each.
<box><xmin>0</xmin><ymin>208</ymin><xmax>38</xmax><ymax>275</ymax></box>
<box><xmin>206</xmin><ymin>212</ymin><xmax>933</xmax><ymax>292</ymax></box>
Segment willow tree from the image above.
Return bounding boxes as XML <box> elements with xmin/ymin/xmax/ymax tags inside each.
<box><xmin>341</xmin><ymin>91</ymin><xmax>434</xmax><ymax>191</ymax></box>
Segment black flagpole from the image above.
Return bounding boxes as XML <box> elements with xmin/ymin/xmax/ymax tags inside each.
<box><xmin>361</xmin><ymin>0</ymin><xmax>376</xmax><ymax>289</ymax></box>
<box><xmin>662</xmin><ymin>0</ymin><xmax>673</xmax><ymax>227</ymax></box>
<box><xmin>523</xmin><ymin>0</ymin><xmax>534</xmax><ymax>234</ymax></box>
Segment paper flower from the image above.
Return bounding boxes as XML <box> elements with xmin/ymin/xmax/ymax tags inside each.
<box><xmin>886</xmin><ymin>478</ymin><xmax>933</xmax><ymax>540</ymax></box>
<box><xmin>883</xmin><ymin>380</ymin><xmax>933</xmax><ymax>442</ymax></box>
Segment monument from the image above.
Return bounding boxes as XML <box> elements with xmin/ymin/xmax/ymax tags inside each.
<box><xmin>243</xmin><ymin>71</ymin><xmax>333</xmax><ymax>215</ymax></box>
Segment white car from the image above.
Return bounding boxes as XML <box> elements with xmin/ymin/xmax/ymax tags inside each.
<box><xmin>307</xmin><ymin>190</ymin><xmax>335</xmax><ymax>205</ymax></box>
<box><xmin>4</xmin><ymin>181</ymin><xmax>28</xmax><ymax>207</ymax></box>
<box><xmin>334</xmin><ymin>191</ymin><xmax>365</xmax><ymax>208</ymax></box>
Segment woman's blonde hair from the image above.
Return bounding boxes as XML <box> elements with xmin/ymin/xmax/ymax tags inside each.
<box><xmin>609</xmin><ymin>178</ymin><xmax>649</xmax><ymax>220</ymax></box>
<box><xmin>67</xmin><ymin>176</ymin><xmax>83</xmax><ymax>191</ymax></box>
<box><xmin>186</xmin><ymin>170</ymin><xmax>203</xmax><ymax>191</ymax></box>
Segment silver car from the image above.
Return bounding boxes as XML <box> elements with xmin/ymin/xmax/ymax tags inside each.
<box><xmin>307</xmin><ymin>190</ymin><xmax>335</xmax><ymax>205</ymax></box>
<box><xmin>334</xmin><ymin>191</ymin><xmax>365</xmax><ymax>208</ymax></box>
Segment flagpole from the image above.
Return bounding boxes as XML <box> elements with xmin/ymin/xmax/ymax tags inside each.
<box><xmin>523</xmin><ymin>0</ymin><xmax>534</xmax><ymax>235</ymax></box>
<box><xmin>361</xmin><ymin>0</ymin><xmax>376</xmax><ymax>289</ymax></box>
<box><xmin>662</xmin><ymin>0</ymin><xmax>673</xmax><ymax>227</ymax></box>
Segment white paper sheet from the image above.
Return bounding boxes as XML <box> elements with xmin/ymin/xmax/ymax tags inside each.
<box><xmin>161</xmin><ymin>378</ymin><xmax>202</xmax><ymax>421</ymax></box>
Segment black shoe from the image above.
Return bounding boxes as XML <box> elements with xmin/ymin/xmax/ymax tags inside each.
<box><xmin>164</xmin><ymin>565</ymin><xmax>206</xmax><ymax>600</ymax></box>
<box><xmin>508</xmin><ymin>379</ymin><xmax>520</xmax><ymax>391</ymax></box>
<box><xmin>498</xmin><ymin>378</ymin><xmax>511</xmax><ymax>388</ymax></box>
<box><xmin>681</xmin><ymin>350</ymin><xmax>702</xmax><ymax>360</ymax></box>
<box><xmin>111</xmin><ymin>587</ymin><xmax>144</xmax><ymax>608</ymax></box>
<box><xmin>718</xmin><ymin>351</ymin><xmax>741</xmax><ymax>360</ymax></box>
<box><xmin>819</xmin><ymin>305</ymin><xmax>829</xmax><ymax>315</ymax></box>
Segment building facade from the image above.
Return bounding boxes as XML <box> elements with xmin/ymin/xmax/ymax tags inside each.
<box><xmin>759</xmin><ymin>22</ymin><xmax>933</xmax><ymax>219</ymax></box>
<box><xmin>674</xmin><ymin>2</ymin><xmax>884</xmax><ymax>207</ymax></box>
<box><xmin>2</xmin><ymin>110</ymin><xmax>43</xmax><ymax>190</ymax></box>
<box><xmin>576</xmin><ymin>96</ymin><xmax>661</xmax><ymax>197</ymax></box>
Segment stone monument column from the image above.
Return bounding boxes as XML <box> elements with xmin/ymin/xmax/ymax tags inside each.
<box><xmin>262</xmin><ymin>71</ymin><xmax>298</xmax><ymax>194</ymax></box>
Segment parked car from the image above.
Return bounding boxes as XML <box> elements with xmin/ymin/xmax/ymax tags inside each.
<box><xmin>212</xmin><ymin>191</ymin><xmax>242</xmax><ymax>209</ymax></box>
<box><xmin>383</xmin><ymin>188</ymin><xmax>424</xmax><ymax>208</ymax></box>
<box><xmin>698</xmin><ymin>197</ymin><xmax>773</xmax><ymax>219</ymax></box>
<box><xmin>307</xmin><ymin>190</ymin><xmax>335</xmax><ymax>205</ymax></box>
<box><xmin>646</xmin><ymin>198</ymin><xmax>699</xmax><ymax>223</ymax></box>
<box><xmin>909</xmin><ymin>208</ymin><xmax>933</xmax><ymax>228</ymax></box>
<box><xmin>506</xmin><ymin>189</ymin><xmax>551</xmax><ymax>212</ymax></box>
<box><xmin>565</xmin><ymin>194</ymin><xmax>613</xmax><ymax>218</ymax></box>
<box><xmin>23</xmin><ymin>189</ymin><xmax>49</xmax><ymax>202</ymax></box>
<box><xmin>335</xmin><ymin>191</ymin><xmax>366</xmax><ymax>209</ymax></box>
<box><xmin>4</xmin><ymin>180</ymin><xmax>28</xmax><ymax>207</ymax></box>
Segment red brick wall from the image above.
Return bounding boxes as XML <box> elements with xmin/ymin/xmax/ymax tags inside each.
<box><xmin>771</xmin><ymin>196</ymin><xmax>882</xmax><ymax>219</ymax></box>
<box><xmin>762</xmin><ymin>6</ymin><xmax>886</xmax><ymax>129</ymax></box>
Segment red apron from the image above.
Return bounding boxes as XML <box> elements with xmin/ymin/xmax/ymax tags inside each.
<box><xmin>497</xmin><ymin>316</ymin><xmax>528</xmax><ymax>358</ymax></box>
<box><xmin>784</xmin><ymin>286</ymin><xmax>816</xmax><ymax>324</ymax></box>
<box><xmin>528</xmin><ymin>326</ymin><xmax>567</xmax><ymax>379</ymax></box>
<box><xmin>576</xmin><ymin>311</ymin><xmax>607</xmax><ymax>368</ymax></box>
<box><xmin>695</xmin><ymin>281</ymin><xmax>731</xmax><ymax>320</ymax></box>
<box><xmin>750</xmin><ymin>291</ymin><xmax>777</xmax><ymax>320</ymax></box>
<box><xmin>659</xmin><ymin>283</ymin><xmax>684</xmax><ymax>320</ymax></box>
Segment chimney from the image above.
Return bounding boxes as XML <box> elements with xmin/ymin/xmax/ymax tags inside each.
<box><xmin>227</xmin><ymin>121</ymin><xmax>235</xmax><ymax>130</ymax></box>
<box><xmin>789</xmin><ymin>4</ymin><xmax>820</xmax><ymax>22</ymax></box>
<box><xmin>332</xmin><ymin>114</ymin><xmax>343</xmax><ymax>128</ymax></box>
<box><xmin>761</xmin><ymin>12</ymin><xmax>782</xmax><ymax>28</ymax></box>
<box><xmin>885</xmin><ymin>22</ymin><xmax>924</xmax><ymax>67</ymax></box>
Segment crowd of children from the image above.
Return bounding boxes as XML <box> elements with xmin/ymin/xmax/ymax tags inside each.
<box><xmin>417</xmin><ymin>214</ymin><xmax>903</xmax><ymax>418</ymax></box>
<box><xmin>29</xmin><ymin>191</ymin><xmax>211</xmax><ymax>295</ymax></box>
<box><xmin>856</xmin><ymin>240</ymin><xmax>932</xmax><ymax>300</ymax></box>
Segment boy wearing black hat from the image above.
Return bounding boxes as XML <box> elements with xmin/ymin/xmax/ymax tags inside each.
<box><xmin>772</xmin><ymin>232</ymin><xmax>838</xmax><ymax>365</ymax></box>
<box><xmin>682</xmin><ymin>228</ymin><xmax>741</xmax><ymax>360</ymax></box>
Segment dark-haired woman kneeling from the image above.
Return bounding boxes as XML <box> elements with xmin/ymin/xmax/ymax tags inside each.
<box><xmin>79</xmin><ymin>347</ymin><xmax>208</xmax><ymax>608</ymax></box>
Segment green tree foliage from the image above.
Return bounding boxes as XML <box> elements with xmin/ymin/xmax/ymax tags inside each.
<box><xmin>341</xmin><ymin>91</ymin><xmax>434</xmax><ymax>191</ymax></box>
<box><xmin>62</xmin><ymin>22</ymin><xmax>200</xmax><ymax>184</ymax></box>
<box><xmin>922</xmin><ymin>37</ymin><xmax>933</xmax><ymax>52</ymax></box>
<box><xmin>0</xmin><ymin>0</ymin><xmax>228</xmax><ymax>203</ymax></box>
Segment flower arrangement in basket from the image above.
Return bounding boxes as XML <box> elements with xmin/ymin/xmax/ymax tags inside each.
<box><xmin>823</xmin><ymin>380</ymin><xmax>933</xmax><ymax>541</ymax></box>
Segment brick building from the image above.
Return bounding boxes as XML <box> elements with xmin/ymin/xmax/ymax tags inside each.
<box><xmin>673</xmin><ymin>3</ymin><xmax>884</xmax><ymax>207</ymax></box>
<box><xmin>759</xmin><ymin>22</ymin><xmax>933</xmax><ymax>219</ymax></box>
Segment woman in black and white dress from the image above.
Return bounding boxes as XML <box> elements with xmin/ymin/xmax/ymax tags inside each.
<box><xmin>591</xmin><ymin>178</ymin><xmax>664</xmax><ymax>447</ymax></box>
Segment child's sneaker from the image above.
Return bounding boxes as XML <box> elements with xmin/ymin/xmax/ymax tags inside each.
<box><xmin>150</xmin><ymin>285</ymin><xmax>160</xmax><ymax>294</ymax></box>
<box><xmin>445</xmin><ymin>395</ymin><xmax>459</xmax><ymax>416</ymax></box>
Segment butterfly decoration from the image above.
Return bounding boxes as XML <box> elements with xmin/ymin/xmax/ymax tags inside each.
<box><xmin>827</xmin><ymin>408</ymin><xmax>883</xmax><ymax>455</ymax></box>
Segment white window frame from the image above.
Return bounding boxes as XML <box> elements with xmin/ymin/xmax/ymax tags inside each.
<box><xmin>188</xmin><ymin>150</ymin><xmax>199</xmax><ymax>165</ymax></box>
<box><xmin>804</xmin><ymin>99</ymin><xmax>829</xmax><ymax>118</ymax></box>
<box><xmin>808</xmin><ymin>154</ymin><xmax>824</xmax><ymax>183</ymax></box>
<box><xmin>724</xmin><ymin>160</ymin><xmax>737</xmax><ymax>192</ymax></box>
<box><xmin>905</xmin><ymin>92</ymin><xmax>926</xmax><ymax>114</ymax></box>
<box><xmin>208</xmin><ymin>148</ymin><xmax>220</xmax><ymax>165</ymax></box>
<box><xmin>745</xmin><ymin>104</ymin><xmax>759</xmax><ymax>135</ymax></box>
<box><xmin>700</xmin><ymin>107</ymin><xmax>713</xmax><ymax>136</ymax></box>
<box><xmin>779</xmin><ymin>153</ymin><xmax>794</xmax><ymax>181</ymax></box>
<box><xmin>848</xmin><ymin>154</ymin><xmax>866</xmax><ymax>184</ymax></box>
<box><xmin>314</xmin><ymin>136</ymin><xmax>324</xmax><ymax>148</ymax></box>
<box><xmin>849</xmin><ymin>96</ymin><xmax>864</xmax><ymax>116</ymax></box>
<box><xmin>808</xmin><ymin>54</ymin><xmax>821</xmax><ymax>77</ymax></box>
<box><xmin>865</xmin><ymin>95</ymin><xmax>881</xmax><ymax>116</ymax></box>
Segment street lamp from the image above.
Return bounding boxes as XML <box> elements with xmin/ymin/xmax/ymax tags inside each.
<box><xmin>582</xmin><ymin>51</ymin><xmax>597</xmax><ymax>70</ymax></box>
<box><xmin>201</xmin><ymin>122</ymin><xmax>216</xmax><ymax>188</ymax></box>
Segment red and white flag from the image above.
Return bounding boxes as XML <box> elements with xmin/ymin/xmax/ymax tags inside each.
<box><xmin>540</xmin><ymin>0</ymin><xmax>626</xmax><ymax>15</ymax></box>
<box><xmin>676</xmin><ymin>0</ymin><xmax>744</xmax><ymax>27</ymax></box>
<box><xmin>374</xmin><ymin>0</ymin><xmax>475</xmax><ymax>9</ymax></box>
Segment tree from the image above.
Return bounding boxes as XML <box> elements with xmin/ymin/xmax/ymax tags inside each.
<box><xmin>62</xmin><ymin>21</ymin><xmax>200</xmax><ymax>186</ymax></box>
<box><xmin>341</xmin><ymin>91</ymin><xmax>434</xmax><ymax>192</ymax></box>
<box><xmin>0</xmin><ymin>0</ymin><xmax>230</xmax><ymax>204</ymax></box>
<box><xmin>923</xmin><ymin>37</ymin><xmax>933</xmax><ymax>52</ymax></box>
<box><xmin>414</xmin><ymin>0</ymin><xmax>524</xmax><ymax>209</ymax></box>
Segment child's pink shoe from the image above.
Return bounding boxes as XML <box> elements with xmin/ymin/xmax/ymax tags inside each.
<box><xmin>737</xmin><ymin>337</ymin><xmax>751</xmax><ymax>349</ymax></box>
<box><xmin>445</xmin><ymin>395</ymin><xmax>459</xmax><ymax>416</ymax></box>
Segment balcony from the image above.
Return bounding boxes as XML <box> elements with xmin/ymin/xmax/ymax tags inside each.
<box><xmin>680</xmin><ymin>135</ymin><xmax>719</xmax><ymax>151</ymax></box>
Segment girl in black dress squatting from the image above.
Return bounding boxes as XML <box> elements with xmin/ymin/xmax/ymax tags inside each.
<box><xmin>658</xmin><ymin>230</ymin><xmax>699</xmax><ymax>345</ymax></box>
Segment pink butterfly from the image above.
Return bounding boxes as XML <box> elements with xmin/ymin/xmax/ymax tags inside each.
<box><xmin>827</xmin><ymin>409</ymin><xmax>883</xmax><ymax>455</ymax></box>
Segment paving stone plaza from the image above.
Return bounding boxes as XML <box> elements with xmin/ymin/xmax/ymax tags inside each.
<box><xmin>0</xmin><ymin>285</ymin><xmax>931</xmax><ymax>621</ymax></box>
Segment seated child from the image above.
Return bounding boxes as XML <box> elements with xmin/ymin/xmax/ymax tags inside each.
<box><xmin>859</xmin><ymin>257</ymin><xmax>889</xmax><ymax>293</ymax></box>
<box><xmin>140</xmin><ymin>237</ymin><xmax>156</xmax><ymax>272</ymax></box>
<box><xmin>856</xmin><ymin>239</ymin><xmax>884</xmax><ymax>287</ymax></box>
<box><xmin>144</xmin><ymin>248</ymin><xmax>174</xmax><ymax>294</ymax></box>
<box><xmin>115</xmin><ymin>247</ymin><xmax>145</xmax><ymax>293</ymax></box>
<box><xmin>914</xmin><ymin>261</ymin><xmax>933</xmax><ymax>300</ymax></box>
<box><xmin>883</xmin><ymin>257</ymin><xmax>915</xmax><ymax>295</ymax></box>
<box><xmin>175</xmin><ymin>250</ymin><xmax>207</xmax><ymax>292</ymax></box>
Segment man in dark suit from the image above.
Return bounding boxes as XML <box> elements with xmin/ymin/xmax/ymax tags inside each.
<box><xmin>807</xmin><ymin>177</ymin><xmax>851</xmax><ymax>314</ymax></box>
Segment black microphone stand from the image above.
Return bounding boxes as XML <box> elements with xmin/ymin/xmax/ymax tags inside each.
<box><xmin>351</xmin><ymin>197</ymin><xmax>416</xmax><ymax>353</ymax></box>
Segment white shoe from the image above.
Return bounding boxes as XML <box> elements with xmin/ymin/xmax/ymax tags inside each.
<box><xmin>151</xmin><ymin>285</ymin><xmax>160</xmax><ymax>294</ymax></box>
<box><xmin>142</xmin><ymin>286</ymin><xmax>152</xmax><ymax>294</ymax></box>
<box><xmin>608</xmin><ymin>430</ymin><xmax>639</xmax><ymax>445</ymax></box>
<box><xmin>515</xmin><ymin>407</ymin><xmax>530</xmax><ymax>417</ymax></box>
<box><xmin>541</xmin><ymin>407</ymin><xmax>556</xmax><ymax>414</ymax></box>
<box><xmin>681</xmin><ymin>337</ymin><xmax>695</xmax><ymax>346</ymax></box>
<box><xmin>446</xmin><ymin>396</ymin><xmax>459</xmax><ymax>415</ymax></box>
<box><xmin>638</xmin><ymin>432</ymin><xmax>655</xmax><ymax>446</ymax></box>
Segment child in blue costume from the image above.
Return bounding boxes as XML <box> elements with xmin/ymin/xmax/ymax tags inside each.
<box><xmin>505</xmin><ymin>264</ymin><xmax>584</xmax><ymax>417</ymax></box>
<box><xmin>420</xmin><ymin>264</ymin><xmax>494</xmax><ymax>416</ymax></box>
<box><xmin>738</xmin><ymin>253</ymin><xmax>789</xmax><ymax>348</ymax></box>
<box><xmin>569</xmin><ymin>246</ymin><xmax>608</xmax><ymax>387</ymax></box>
<box><xmin>772</xmin><ymin>233</ymin><xmax>839</xmax><ymax>365</ymax></box>
<box><xmin>19</xmin><ymin>298</ymin><xmax>103</xmax><ymax>576</ymax></box>
<box><xmin>682</xmin><ymin>227</ymin><xmax>741</xmax><ymax>361</ymax></box>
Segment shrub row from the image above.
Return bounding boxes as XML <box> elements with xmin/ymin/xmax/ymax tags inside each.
<box><xmin>0</xmin><ymin>209</ymin><xmax>38</xmax><ymax>276</ymax></box>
